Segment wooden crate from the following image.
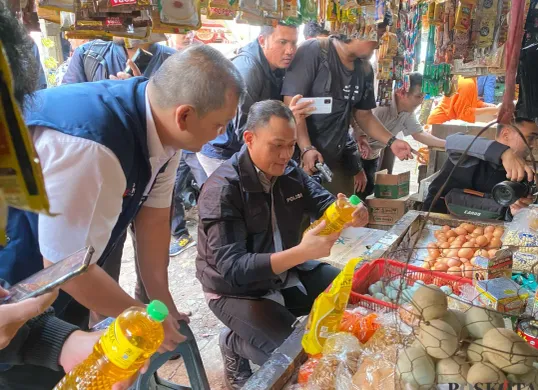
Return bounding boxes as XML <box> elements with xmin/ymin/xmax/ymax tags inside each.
<box><xmin>242</xmin><ymin>210</ymin><xmax>504</xmax><ymax>390</ymax></box>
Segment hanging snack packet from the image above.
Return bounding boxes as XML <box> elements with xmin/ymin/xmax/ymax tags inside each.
<box><xmin>454</xmin><ymin>0</ymin><xmax>475</xmax><ymax>31</ymax></box>
<box><xmin>236</xmin><ymin>10</ymin><xmax>265</xmax><ymax>24</ymax></box>
<box><xmin>37</xmin><ymin>5</ymin><xmax>62</xmax><ymax>23</ymax></box>
<box><xmin>283</xmin><ymin>0</ymin><xmax>298</xmax><ymax>18</ymax></box>
<box><xmin>0</xmin><ymin>42</ymin><xmax>51</xmax><ymax>244</ymax></box>
<box><xmin>239</xmin><ymin>0</ymin><xmax>261</xmax><ymax>15</ymax></box>
<box><xmin>38</xmin><ymin>0</ymin><xmax>74</xmax><ymax>11</ymax></box>
<box><xmin>207</xmin><ymin>4</ymin><xmax>236</xmax><ymax>18</ymax></box>
<box><xmin>260</xmin><ymin>0</ymin><xmax>278</xmax><ymax>13</ymax></box>
<box><xmin>302</xmin><ymin>257</ymin><xmax>363</xmax><ymax>355</ymax></box>
<box><xmin>153</xmin><ymin>0</ymin><xmax>201</xmax><ymax>30</ymax></box>
<box><xmin>299</xmin><ymin>0</ymin><xmax>317</xmax><ymax>20</ymax></box>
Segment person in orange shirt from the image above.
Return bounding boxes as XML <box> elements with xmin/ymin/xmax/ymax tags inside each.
<box><xmin>427</xmin><ymin>76</ymin><xmax>499</xmax><ymax>124</ymax></box>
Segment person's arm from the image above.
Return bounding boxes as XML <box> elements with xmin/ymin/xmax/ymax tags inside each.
<box><xmin>483</xmin><ymin>76</ymin><xmax>496</xmax><ymax>104</ymax></box>
<box><xmin>353</xmin><ymin>109</ymin><xmax>413</xmax><ymax>160</ymax></box>
<box><xmin>300</xmin><ymin>167</ymin><xmax>337</xmax><ymax>218</ymax></box>
<box><xmin>412</xmin><ymin>131</ymin><xmax>446</xmax><ymax>148</ymax></box>
<box><xmin>133</xmin><ymin>153</ymin><xmax>186</xmax><ymax>321</ymax></box>
<box><xmin>60</xmin><ymin>46</ymin><xmax>87</xmax><ymax>84</ymax></box>
<box><xmin>445</xmin><ymin>133</ymin><xmax>508</xmax><ymax>164</ymax></box>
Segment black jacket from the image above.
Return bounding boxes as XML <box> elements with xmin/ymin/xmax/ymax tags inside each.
<box><xmin>0</xmin><ymin>279</ymin><xmax>79</xmax><ymax>371</ymax></box>
<box><xmin>196</xmin><ymin>146</ymin><xmax>336</xmax><ymax>297</ymax></box>
<box><xmin>423</xmin><ymin>133</ymin><xmax>510</xmax><ymax>216</ymax></box>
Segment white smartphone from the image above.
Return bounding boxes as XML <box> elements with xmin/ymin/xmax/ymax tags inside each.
<box><xmin>298</xmin><ymin>97</ymin><xmax>333</xmax><ymax>115</ymax></box>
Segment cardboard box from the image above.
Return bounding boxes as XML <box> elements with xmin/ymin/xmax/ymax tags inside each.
<box><xmin>472</xmin><ymin>248</ymin><xmax>513</xmax><ymax>285</ymax></box>
<box><xmin>366</xmin><ymin>194</ymin><xmax>410</xmax><ymax>226</ymax></box>
<box><xmin>374</xmin><ymin>170</ymin><xmax>410</xmax><ymax>199</ymax></box>
<box><xmin>476</xmin><ymin>278</ymin><xmax>529</xmax><ymax>315</ymax></box>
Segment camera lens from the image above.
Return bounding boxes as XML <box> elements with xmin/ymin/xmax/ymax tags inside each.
<box><xmin>324</xmin><ymin>99</ymin><xmax>331</xmax><ymax>104</ymax></box>
<box><xmin>492</xmin><ymin>181</ymin><xmax>528</xmax><ymax>206</ymax></box>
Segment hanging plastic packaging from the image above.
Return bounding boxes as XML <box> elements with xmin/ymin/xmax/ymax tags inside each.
<box><xmin>299</xmin><ymin>0</ymin><xmax>317</xmax><ymax>21</ymax></box>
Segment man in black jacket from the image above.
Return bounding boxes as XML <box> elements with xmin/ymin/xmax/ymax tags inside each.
<box><xmin>196</xmin><ymin>100</ymin><xmax>369</xmax><ymax>389</ymax></box>
<box><xmin>423</xmin><ymin>118</ymin><xmax>537</xmax><ymax>219</ymax></box>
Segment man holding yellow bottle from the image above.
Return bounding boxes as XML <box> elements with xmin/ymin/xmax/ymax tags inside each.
<box><xmin>195</xmin><ymin>100</ymin><xmax>369</xmax><ymax>389</ymax></box>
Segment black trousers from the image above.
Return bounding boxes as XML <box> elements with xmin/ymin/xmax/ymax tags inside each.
<box><xmin>208</xmin><ymin>264</ymin><xmax>340</xmax><ymax>366</ymax></box>
<box><xmin>356</xmin><ymin>157</ymin><xmax>380</xmax><ymax>200</ymax></box>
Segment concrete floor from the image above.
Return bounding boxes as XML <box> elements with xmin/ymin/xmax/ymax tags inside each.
<box><xmin>117</xmin><ymin>137</ymin><xmax>422</xmax><ymax>389</ymax></box>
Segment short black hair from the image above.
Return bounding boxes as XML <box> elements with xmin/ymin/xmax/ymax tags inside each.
<box><xmin>245</xmin><ymin>100</ymin><xmax>296</xmax><ymax>133</ymax></box>
<box><xmin>260</xmin><ymin>23</ymin><xmax>298</xmax><ymax>38</ymax></box>
<box><xmin>496</xmin><ymin>117</ymin><xmax>536</xmax><ymax>138</ymax></box>
<box><xmin>0</xmin><ymin>1</ymin><xmax>39</xmax><ymax>108</ymax></box>
<box><xmin>408</xmin><ymin>72</ymin><xmax>423</xmax><ymax>94</ymax></box>
<box><xmin>304</xmin><ymin>21</ymin><xmax>330</xmax><ymax>39</ymax></box>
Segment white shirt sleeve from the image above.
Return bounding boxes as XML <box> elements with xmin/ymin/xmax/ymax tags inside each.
<box><xmin>33</xmin><ymin>127</ymin><xmax>126</xmax><ymax>263</ymax></box>
<box><xmin>143</xmin><ymin>151</ymin><xmax>180</xmax><ymax>209</ymax></box>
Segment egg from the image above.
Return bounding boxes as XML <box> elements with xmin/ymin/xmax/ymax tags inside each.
<box><xmin>427</xmin><ymin>242</ymin><xmax>438</xmax><ymax>250</ymax></box>
<box><xmin>447</xmin><ymin>266</ymin><xmax>461</xmax><ymax>275</ymax></box>
<box><xmin>446</xmin><ymin>249</ymin><xmax>459</xmax><ymax>258</ymax></box>
<box><xmin>484</xmin><ymin>226</ymin><xmax>495</xmax><ymax>234</ymax></box>
<box><xmin>442</xmin><ymin>225</ymin><xmax>451</xmax><ymax>232</ymax></box>
<box><xmin>460</xmin><ymin>257</ymin><xmax>470</xmax><ymax>264</ymax></box>
<box><xmin>464</xmin><ymin>224</ymin><xmax>476</xmax><ymax>233</ymax></box>
<box><xmin>440</xmin><ymin>242</ymin><xmax>450</xmax><ymax>250</ymax></box>
<box><xmin>463</xmin><ymin>263</ymin><xmax>474</xmax><ymax>278</ymax></box>
<box><xmin>473</xmin><ymin>227</ymin><xmax>484</xmax><ymax>236</ymax></box>
<box><xmin>493</xmin><ymin>228</ymin><xmax>504</xmax><ymax>238</ymax></box>
<box><xmin>462</xmin><ymin>242</ymin><xmax>475</xmax><ymax>249</ymax></box>
<box><xmin>437</xmin><ymin>234</ymin><xmax>448</xmax><ymax>242</ymax></box>
<box><xmin>458</xmin><ymin>248</ymin><xmax>474</xmax><ymax>259</ymax></box>
<box><xmin>475</xmin><ymin>249</ymin><xmax>490</xmax><ymax>258</ymax></box>
<box><xmin>428</xmin><ymin>249</ymin><xmax>441</xmax><ymax>258</ymax></box>
<box><xmin>454</xmin><ymin>227</ymin><xmax>467</xmax><ymax>236</ymax></box>
<box><xmin>475</xmin><ymin>236</ymin><xmax>488</xmax><ymax>247</ymax></box>
<box><xmin>489</xmin><ymin>237</ymin><xmax>502</xmax><ymax>249</ymax></box>
<box><xmin>447</xmin><ymin>258</ymin><xmax>462</xmax><ymax>268</ymax></box>
<box><xmin>484</xmin><ymin>233</ymin><xmax>493</xmax><ymax>241</ymax></box>
<box><xmin>448</xmin><ymin>237</ymin><xmax>456</xmax><ymax>244</ymax></box>
<box><xmin>488</xmin><ymin>249</ymin><xmax>498</xmax><ymax>258</ymax></box>
<box><xmin>446</xmin><ymin>230</ymin><xmax>457</xmax><ymax>239</ymax></box>
<box><xmin>434</xmin><ymin>263</ymin><xmax>449</xmax><ymax>272</ymax></box>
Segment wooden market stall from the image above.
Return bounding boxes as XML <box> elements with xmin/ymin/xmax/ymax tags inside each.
<box><xmin>243</xmin><ymin>210</ymin><xmax>507</xmax><ymax>389</ymax></box>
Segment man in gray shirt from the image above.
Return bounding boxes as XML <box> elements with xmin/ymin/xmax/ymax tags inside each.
<box><xmin>354</xmin><ymin>72</ymin><xmax>445</xmax><ymax>197</ymax></box>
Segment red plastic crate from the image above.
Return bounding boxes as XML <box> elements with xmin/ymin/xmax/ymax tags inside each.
<box><xmin>348</xmin><ymin>259</ymin><xmax>473</xmax><ymax>311</ymax></box>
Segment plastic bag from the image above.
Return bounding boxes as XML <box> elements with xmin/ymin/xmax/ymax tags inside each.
<box><xmin>155</xmin><ymin>0</ymin><xmax>201</xmax><ymax>30</ymax></box>
<box><xmin>351</xmin><ymin>344</ymin><xmax>399</xmax><ymax>389</ymax></box>
<box><xmin>297</xmin><ymin>357</ymin><xmax>319</xmax><ymax>385</ymax></box>
<box><xmin>339</xmin><ymin>311</ymin><xmax>379</xmax><ymax>343</ymax></box>
<box><xmin>299</xmin><ymin>0</ymin><xmax>316</xmax><ymax>21</ymax></box>
<box><xmin>302</xmin><ymin>257</ymin><xmax>363</xmax><ymax>355</ymax></box>
<box><xmin>503</xmin><ymin>205</ymin><xmax>538</xmax><ymax>272</ymax></box>
<box><xmin>307</xmin><ymin>354</ymin><xmax>354</xmax><ymax>390</ymax></box>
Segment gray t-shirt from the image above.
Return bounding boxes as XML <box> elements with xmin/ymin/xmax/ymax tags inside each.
<box><xmin>355</xmin><ymin>98</ymin><xmax>423</xmax><ymax>159</ymax></box>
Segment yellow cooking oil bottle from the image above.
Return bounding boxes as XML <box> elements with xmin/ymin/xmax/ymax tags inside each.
<box><xmin>305</xmin><ymin>194</ymin><xmax>362</xmax><ymax>235</ymax></box>
<box><xmin>54</xmin><ymin>300</ymin><xmax>168</xmax><ymax>390</ymax></box>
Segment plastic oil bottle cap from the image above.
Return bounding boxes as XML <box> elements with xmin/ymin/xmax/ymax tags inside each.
<box><xmin>147</xmin><ymin>300</ymin><xmax>169</xmax><ymax>323</ymax></box>
<box><xmin>349</xmin><ymin>194</ymin><xmax>361</xmax><ymax>206</ymax></box>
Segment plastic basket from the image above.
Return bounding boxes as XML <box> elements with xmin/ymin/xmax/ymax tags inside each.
<box><xmin>348</xmin><ymin>259</ymin><xmax>473</xmax><ymax>311</ymax></box>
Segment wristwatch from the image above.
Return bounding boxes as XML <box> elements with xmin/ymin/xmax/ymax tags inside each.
<box><xmin>386</xmin><ymin>136</ymin><xmax>397</xmax><ymax>148</ymax></box>
<box><xmin>301</xmin><ymin>145</ymin><xmax>317</xmax><ymax>157</ymax></box>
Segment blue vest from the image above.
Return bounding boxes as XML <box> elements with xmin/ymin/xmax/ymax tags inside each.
<box><xmin>0</xmin><ymin>77</ymin><xmax>152</xmax><ymax>324</ymax></box>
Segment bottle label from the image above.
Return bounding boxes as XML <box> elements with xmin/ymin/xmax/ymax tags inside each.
<box><xmin>100</xmin><ymin>320</ymin><xmax>143</xmax><ymax>370</ymax></box>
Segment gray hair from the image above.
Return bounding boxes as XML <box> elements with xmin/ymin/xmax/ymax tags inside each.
<box><xmin>245</xmin><ymin>100</ymin><xmax>296</xmax><ymax>133</ymax></box>
<box><xmin>150</xmin><ymin>44</ymin><xmax>246</xmax><ymax>116</ymax></box>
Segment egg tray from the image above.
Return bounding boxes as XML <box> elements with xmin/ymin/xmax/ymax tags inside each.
<box><xmin>349</xmin><ymin>259</ymin><xmax>473</xmax><ymax>312</ymax></box>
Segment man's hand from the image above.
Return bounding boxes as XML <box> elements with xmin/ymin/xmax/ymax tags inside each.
<box><xmin>109</xmin><ymin>59</ymin><xmax>141</xmax><ymax>80</ymax></box>
<box><xmin>357</xmin><ymin>136</ymin><xmax>372</xmax><ymax>159</ymax></box>
<box><xmin>501</xmin><ymin>148</ymin><xmax>535</xmax><ymax>182</ymax></box>
<box><xmin>289</xmin><ymin>95</ymin><xmax>316</xmax><ymax>122</ymax></box>
<box><xmin>390</xmin><ymin>139</ymin><xmax>414</xmax><ymax>160</ymax></box>
<box><xmin>160</xmin><ymin>317</ymin><xmax>187</xmax><ymax>352</ymax></box>
<box><xmin>510</xmin><ymin>196</ymin><xmax>534</xmax><ymax>217</ymax></box>
<box><xmin>302</xmin><ymin>149</ymin><xmax>324</xmax><ymax>175</ymax></box>
<box><xmin>0</xmin><ymin>288</ymin><xmax>58</xmax><ymax>349</ymax></box>
<box><xmin>59</xmin><ymin>330</ymin><xmax>149</xmax><ymax>390</ymax></box>
<box><xmin>298</xmin><ymin>220</ymin><xmax>340</xmax><ymax>259</ymax></box>
<box><xmin>335</xmin><ymin>193</ymin><xmax>369</xmax><ymax>228</ymax></box>
<box><xmin>354</xmin><ymin>170</ymin><xmax>367</xmax><ymax>193</ymax></box>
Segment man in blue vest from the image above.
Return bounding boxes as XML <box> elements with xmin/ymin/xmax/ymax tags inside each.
<box><xmin>0</xmin><ymin>44</ymin><xmax>245</xmax><ymax>388</ymax></box>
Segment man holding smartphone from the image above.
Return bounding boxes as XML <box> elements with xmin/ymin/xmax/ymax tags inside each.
<box><xmin>282</xmin><ymin>27</ymin><xmax>413</xmax><ymax>196</ymax></box>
